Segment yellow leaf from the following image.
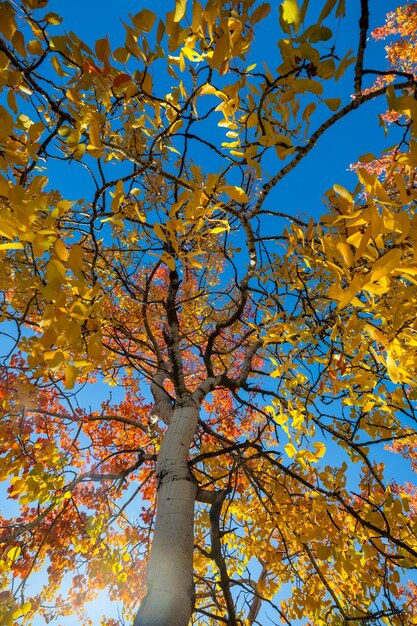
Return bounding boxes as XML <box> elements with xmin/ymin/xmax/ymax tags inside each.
<box><xmin>28</xmin><ymin>38</ymin><xmax>43</xmax><ymax>55</ymax></box>
<box><xmin>47</xmin><ymin>259</ymin><xmax>67</xmax><ymax>283</ymax></box>
<box><xmin>95</xmin><ymin>37</ymin><xmax>110</xmax><ymax>63</ymax></box>
<box><xmin>113</xmin><ymin>45</ymin><xmax>130</xmax><ymax>63</ymax></box>
<box><xmin>161</xmin><ymin>251</ymin><xmax>176</xmax><ymax>271</ymax></box>
<box><xmin>21</xmin><ymin>601</ymin><xmax>32</xmax><ymax>616</ymax></box>
<box><xmin>337</xmin><ymin>275</ymin><xmax>362</xmax><ymax>309</ymax></box>
<box><xmin>51</xmin><ymin>54</ymin><xmax>64</xmax><ymax>77</ymax></box>
<box><xmin>0</xmin><ymin>2</ymin><xmax>17</xmax><ymax>40</ymax></box>
<box><xmin>69</xmin><ymin>301</ymin><xmax>87</xmax><ymax>321</ymax></box>
<box><xmin>313</xmin><ymin>442</ymin><xmax>326</xmax><ymax>458</ymax></box>
<box><xmin>191</xmin><ymin>1</ymin><xmax>202</xmax><ymax>32</ymax></box>
<box><xmin>220</xmin><ymin>185</ymin><xmax>249</xmax><ymax>203</ymax></box>
<box><xmin>0</xmin><ymin>106</ymin><xmax>13</xmax><ymax>141</ymax></box>
<box><xmin>386</xmin><ymin>85</ymin><xmax>397</xmax><ymax>111</ymax></box>
<box><xmin>333</xmin><ymin>184</ymin><xmax>353</xmax><ymax>202</ymax></box>
<box><xmin>210</xmin><ymin>32</ymin><xmax>230</xmax><ymax>72</ymax></box>
<box><xmin>135</xmin><ymin>206</ymin><xmax>146</xmax><ymax>223</ymax></box>
<box><xmin>186</xmin><ymin>253</ymin><xmax>203</xmax><ymax>268</ymax></box>
<box><xmin>7</xmin><ymin>546</ymin><xmax>21</xmax><ymax>561</ymax></box>
<box><xmin>336</xmin><ymin>242</ymin><xmax>353</xmax><ymax>266</ymax></box>
<box><xmin>285</xmin><ymin>442</ymin><xmax>297</xmax><ymax>458</ymax></box>
<box><xmin>251</xmin><ymin>4</ymin><xmax>271</xmax><ymax>25</ymax></box>
<box><xmin>293</xmin><ymin>78</ymin><xmax>323</xmax><ymax>95</ymax></box>
<box><xmin>142</xmin><ymin>72</ymin><xmax>153</xmax><ymax>93</ymax></box>
<box><xmin>88</xmin><ymin>119</ymin><xmax>101</xmax><ymax>149</ymax></box>
<box><xmin>30</xmin><ymin>175</ymin><xmax>48</xmax><ymax>194</ymax></box>
<box><xmin>87</xmin><ymin>336</ymin><xmax>103</xmax><ymax>360</ymax></box>
<box><xmin>44</xmin><ymin>12</ymin><xmax>62</xmax><ymax>25</ymax></box>
<box><xmin>55</xmin><ymin>238</ymin><xmax>69</xmax><ymax>261</ymax></box>
<box><xmin>386</xmin><ymin>352</ymin><xmax>399</xmax><ymax>384</ymax></box>
<box><xmin>210</xmin><ymin>226</ymin><xmax>229</xmax><ymax>234</ymax></box>
<box><xmin>318</xmin><ymin>0</ymin><xmax>338</xmax><ymax>22</ymax></box>
<box><xmin>44</xmin><ymin>349</ymin><xmax>65</xmax><ymax>363</ymax></box>
<box><xmin>174</xmin><ymin>0</ymin><xmax>187</xmax><ymax>22</ymax></box>
<box><xmin>0</xmin><ymin>242</ymin><xmax>24</xmax><ymax>250</ymax></box>
<box><xmin>68</xmin><ymin>244</ymin><xmax>84</xmax><ymax>277</ymax></box>
<box><xmin>281</xmin><ymin>0</ymin><xmax>300</xmax><ymax>26</ymax></box>
<box><xmin>156</xmin><ymin>19</ymin><xmax>165</xmax><ymax>44</ymax></box>
<box><xmin>131</xmin><ymin>9</ymin><xmax>156</xmax><ymax>32</ymax></box>
<box><xmin>72</xmin><ymin>143</ymin><xmax>86</xmax><ymax>160</ymax></box>
<box><xmin>324</xmin><ymin>98</ymin><xmax>341</xmax><ymax>111</ymax></box>
<box><xmin>12</xmin><ymin>30</ymin><xmax>26</xmax><ymax>57</ymax></box>
<box><xmin>199</xmin><ymin>83</ymin><xmax>221</xmax><ymax>97</ymax></box>
<box><xmin>357</xmin><ymin>167</ymin><xmax>376</xmax><ymax>191</ymax></box>
<box><xmin>353</xmin><ymin>225</ymin><xmax>371</xmax><ymax>262</ymax></box>
<box><xmin>154</xmin><ymin>223</ymin><xmax>167</xmax><ymax>243</ymax></box>
<box><xmin>369</xmin><ymin>248</ymin><xmax>401</xmax><ymax>283</ymax></box>
<box><xmin>65</xmin><ymin>364</ymin><xmax>79</xmax><ymax>389</ymax></box>
<box><xmin>335</xmin><ymin>49</ymin><xmax>355</xmax><ymax>81</ymax></box>
<box><xmin>365</xmin><ymin>323</ymin><xmax>388</xmax><ymax>347</ymax></box>
<box><xmin>401</xmin><ymin>495</ymin><xmax>410</xmax><ymax>513</ymax></box>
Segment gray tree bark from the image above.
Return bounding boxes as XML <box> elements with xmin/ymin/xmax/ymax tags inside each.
<box><xmin>133</xmin><ymin>400</ymin><xmax>199</xmax><ymax>626</ymax></box>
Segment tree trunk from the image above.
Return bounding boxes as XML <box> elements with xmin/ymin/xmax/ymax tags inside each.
<box><xmin>134</xmin><ymin>401</ymin><xmax>199</xmax><ymax>626</ymax></box>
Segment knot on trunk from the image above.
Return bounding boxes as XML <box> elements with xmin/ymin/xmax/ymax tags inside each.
<box><xmin>149</xmin><ymin>367</ymin><xmax>174</xmax><ymax>428</ymax></box>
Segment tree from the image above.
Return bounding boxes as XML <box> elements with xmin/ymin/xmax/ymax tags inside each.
<box><xmin>0</xmin><ymin>0</ymin><xmax>417</xmax><ymax>624</ymax></box>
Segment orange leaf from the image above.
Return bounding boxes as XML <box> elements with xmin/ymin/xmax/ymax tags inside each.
<box><xmin>113</xmin><ymin>73</ymin><xmax>132</xmax><ymax>89</ymax></box>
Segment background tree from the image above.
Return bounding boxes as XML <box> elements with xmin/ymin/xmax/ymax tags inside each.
<box><xmin>0</xmin><ymin>1</ymin><xmax>417</xmax><ymax>625</ymax></box>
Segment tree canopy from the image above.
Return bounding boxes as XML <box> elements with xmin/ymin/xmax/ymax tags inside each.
<box><xmin>1</xmin><ymin>1</ymin><xmax>417</xmax><ymax>625</ymax></box>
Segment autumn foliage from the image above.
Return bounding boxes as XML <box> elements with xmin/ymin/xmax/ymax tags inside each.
<box><xmin>0</xmin><ymin>0</ymin><xmax>417</xmax><ymax>625</ymax></box>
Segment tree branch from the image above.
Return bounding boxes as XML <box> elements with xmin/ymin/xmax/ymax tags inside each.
<box><xmin>354</xmin><ymin>0</ymin><xmax>370</xmax><ymax>95</ymax></box>
<box><xmin>208</xmin><ymin>489</ymin><xmax>239</xmax><ymax>626</ymax></box>
<box><xmin>250</xmin><ymin>79</ymin><xmax>415</xmax><ymax>217</ymax></box>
